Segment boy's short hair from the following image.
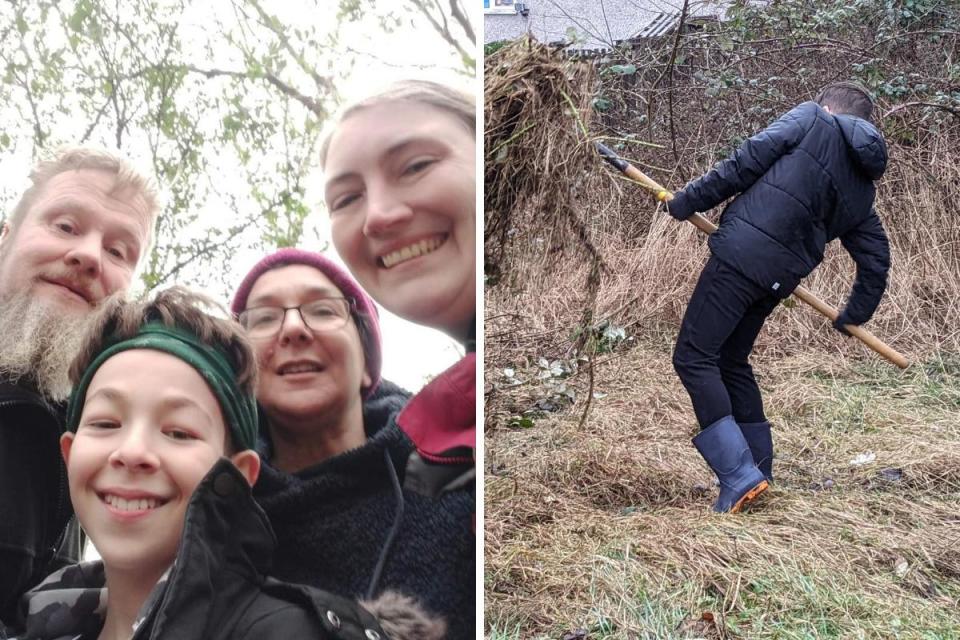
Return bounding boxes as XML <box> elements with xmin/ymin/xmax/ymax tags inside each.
<box><xmin>68</xmin><ymin>286</ymin><xmax>258</xmax><ymax>453</ymax></box>
<box><xmin>815</xmin><ymin>82</ymin><xmax>874</xmax><ymax>121</ymax></box>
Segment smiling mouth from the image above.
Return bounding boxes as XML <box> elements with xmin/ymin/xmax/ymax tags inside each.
<box><xmin>100</xmin><ymin>493</ymin><xmax>167</xmax><ymax>512</ymax></box>
<box><xmin>42</xmin><ymin>279</ymin><xmax>91</xmax><ymax>304</ymax></box>
<box><xmin>278</xmin><ymin>362</ymin><xmax>323</xmax><ymax>376</ymax></box>
<box><xmin>379</xmin><ymin>235</ymin><xmax>446</xmax><ymax>269</ymax></box>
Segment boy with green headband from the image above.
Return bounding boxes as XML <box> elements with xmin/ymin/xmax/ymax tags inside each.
<box><xmin>3</xmin><ymin>287</ymin><xmax>441</xmax><ymax>640</ymax></box>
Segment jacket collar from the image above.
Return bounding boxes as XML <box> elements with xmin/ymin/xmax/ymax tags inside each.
<box><xmin>255</xmin><ymin>379</ymin><xmax>411</xmax><ymax>486</ymax></box>
<box><xmin>0</xmin><ymin>379</ymin><xmax>56</xmax><ymax>411</ymax></box>
<box><xmin>397</xmin><ymin>354</ymin><xmax>476</xmax><ymax>461</ymax></box>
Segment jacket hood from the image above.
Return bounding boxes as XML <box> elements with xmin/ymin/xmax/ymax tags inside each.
<box><xmin>835</xmin><ymin>114</ymin><xmax>887</xmax><ymax>180</ymax></box>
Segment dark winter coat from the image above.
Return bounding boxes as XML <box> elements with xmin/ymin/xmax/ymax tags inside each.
<box><xmin>254</xmin><ymin>380</ymin><xmax>476</xmax><ymax>640</ymax></box>
<box><xmin>6</xmin><ymin>459</ymin><xmax>390</xmax><ymax>640</ymax></box>
<box><xmin>668</xmin><ymin>101</ymin><xmax>891</xmax><ymax>325</ymax></box>
<box><xmin>0</xmin><ymin>381</ymin><xmax>82</xmax><ymax>628</ymax></box>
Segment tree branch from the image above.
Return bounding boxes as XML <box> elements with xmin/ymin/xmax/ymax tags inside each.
<box><xmin>122</xmin><ymin>63</ymin><xmax>328</xmax><ymax>118</ymax></box>
<box><xmin>883</xmin><ymin>101</ymin><xmax>960</xmax><ymax>119</ymax></box>
<box><xmin>243</xmin><ymin>0</ymin><xmax>337</xmax><ymax>95</ymax></box>
<box><xmin>410</xmin><ymin>0</ymin><xmax>474</xmax><ymax>70</ymax></box>
<box><xmin>448</xmin><ymin>0</ymin><xmax>474</xmax><ymax>44</ymax></box>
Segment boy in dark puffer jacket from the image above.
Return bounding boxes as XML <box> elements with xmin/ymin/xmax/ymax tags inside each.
<box><xmin>667</xmin><ymin>82</ymin><xmax>891</xmax><ymax>513</ymax></box>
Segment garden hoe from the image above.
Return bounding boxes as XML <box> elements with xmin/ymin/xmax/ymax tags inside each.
<box><xmin>596</xmin><ymin>141</ymin><xmax>909</xmax><ymax>369</ymax></box>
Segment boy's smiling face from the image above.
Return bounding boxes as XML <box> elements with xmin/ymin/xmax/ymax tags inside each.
<box><xmin>61</xmin><ymin>349</ymin><xmax>257</xmax><ymax>579</ymax></box>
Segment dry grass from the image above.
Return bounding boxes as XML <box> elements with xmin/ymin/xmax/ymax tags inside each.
<box><xmin>485</xmin><ymin>346</ymin><xmax>960</xmax><ymax>638</ymax></box>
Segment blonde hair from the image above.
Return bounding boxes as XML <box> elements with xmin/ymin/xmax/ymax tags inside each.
<box><xmin>9</xmin><ymin>146</ymin><xmax>160</xmax><ymax>250</ymax></box>
<box><xmin>320</xmin><ymin>80</ymin><xmax>475</xmax><ymax>167</ymax></box>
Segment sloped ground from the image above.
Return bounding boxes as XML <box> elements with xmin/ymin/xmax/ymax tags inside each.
<box><xmin>485</xmin><ymin>342</ymin><xmax>960</xmax><ymax>639</ymax></box>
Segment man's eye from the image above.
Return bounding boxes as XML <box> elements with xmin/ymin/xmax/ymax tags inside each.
<box><xmin>55</xmin><ymin>222</ymin><xmax>76</xmax><ymax>234</ymax></box>
<box><xmin>107</xmin><ymin>246</ymin><xmax>126</xmax><ymax>259</ymax></box>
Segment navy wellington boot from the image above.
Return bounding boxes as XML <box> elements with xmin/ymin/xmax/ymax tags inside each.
<box><xmin>739</xmin><ymin>420</ymin><xmax>773</xmax><ymax>483</ymax></box>
<box><xmin>692</xmin><ymin>416</ymin><xmax>769</xmax><ymax>513</ymax></box>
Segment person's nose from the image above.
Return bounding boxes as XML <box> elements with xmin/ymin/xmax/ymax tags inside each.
<box><xmin>108</xmin><ymin>426</ymin><xmax>159</xmax><ymax>472</ymax></box>
<box><xmin>362</xmin><ymin>184</ymin><xmax>413</xmax><ymax>237</ymax></box>
<box><xmin>63</xmin><ymin>232</ymin><xmax>103</xmax><ymax>279</ymax></box>
<box><xmin>277</xmin><ymin>307</ymin><xmax>314</xmax><ymax>347</ymax></box>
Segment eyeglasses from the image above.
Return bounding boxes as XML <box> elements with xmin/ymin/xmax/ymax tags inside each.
<box><xmin>238</xmin><ymin>298</ymin><xmax>353</xmax><ymax>339</ymax></box>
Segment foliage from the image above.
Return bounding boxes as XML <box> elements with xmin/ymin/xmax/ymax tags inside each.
<box><xmin>0</xmin><ymin>0</ymin><xmax>473</xmax><ymax>296</ymax></box>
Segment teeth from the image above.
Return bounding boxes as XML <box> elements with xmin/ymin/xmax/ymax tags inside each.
<box><xmin>104</xmin><ymin>494</ymin><xmax>160</xmax><ymax>511</ymax></box>
<box><xmin>281</xmin><ymin>363</ymin><xmax>321</xmax><ymax>375</ymax></box>
<box><xmin>382</xmin><ymin>236</ymin><xmax>444</xmax><ymax>268</ymax></box>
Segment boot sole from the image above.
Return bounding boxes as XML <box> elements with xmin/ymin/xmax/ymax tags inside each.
<box><xmin>729</xmin><ymin>480</ymin><xmax>769</xmax><ymax>513</ymax></box>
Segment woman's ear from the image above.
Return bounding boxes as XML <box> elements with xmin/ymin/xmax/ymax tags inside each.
<box><xmin>230</xmin><ymin>450</ymin><xmax>261</xmax><ymax>487</ymax></box>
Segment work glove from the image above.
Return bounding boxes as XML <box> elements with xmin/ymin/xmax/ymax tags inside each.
<box><xmin>665</xmin><ymin>190</ymin><xmax>693</xmax><ymax>221</ymax></box>
<box><xmin>832</xmin><ymin>309</ymin><xmax>856</xmax><ymax>337</ymax></box>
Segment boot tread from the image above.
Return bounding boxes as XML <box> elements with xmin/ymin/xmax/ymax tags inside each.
<box><xmin>729</xmin><ymin>479</ymin><xmax>769</xmax><ymax>513</ymax></box>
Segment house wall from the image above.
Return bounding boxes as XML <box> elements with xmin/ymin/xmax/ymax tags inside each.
<box><xmin>484</xmin><ymin>0</ymin><xmax>721</xmax><ymax>50</ymax></box>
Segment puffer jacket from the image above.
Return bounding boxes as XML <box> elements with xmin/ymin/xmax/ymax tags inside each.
<box><xmin>254</xmin><ymin>380</ymin><xmax>475</xmax><ymax>640</ymax></box>
<box><xmin>669</xmin><ymin>101</ymin><xmax>890</xmax><ymax>324</ymax></box>
<box><xmin>4</xmin><ymin>460</ymin><xmax>405</xmax><ymax>640</ymax></box>
<box><xmin>0</xmin><ymin>381</ymin><xmax>81</xmax><ymax>628</ymax></box>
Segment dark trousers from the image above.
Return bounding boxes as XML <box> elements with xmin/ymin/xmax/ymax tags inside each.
<box><xmin>673</xmin><ymin>255</ymin><xmax>780</xmax><ymax>428</ymax></box>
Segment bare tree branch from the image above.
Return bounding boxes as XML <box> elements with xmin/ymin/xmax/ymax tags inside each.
<box><xmin>244</xmin><ymin>0</ymin><xmax>337</xmax><ymax>95</ymax></box>
<box><xmin>448</xmin><ymin>0</ymin><xmax>474</xmax><ymax>44</ymax></box>
<box><xmin>883</xmin><ymin>101</ymin><xmax>960</xmax><ymax>119</ymax></box>
<box><xmin>410</xmin><ymin>0</ymin><xmax>474</xmax><ymax>70</ymax></box>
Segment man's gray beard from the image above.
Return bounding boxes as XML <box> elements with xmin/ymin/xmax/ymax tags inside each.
<box><xmin>0</xmin><ymin>291</ymin><xmax>98</xmax><ymax>402</ymax></box>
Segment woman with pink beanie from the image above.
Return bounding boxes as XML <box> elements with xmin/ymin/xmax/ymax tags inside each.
<box><xmin>231</xmin><ymin>248</ymin><xmax>474</xmax><ymax>640</ymax></box>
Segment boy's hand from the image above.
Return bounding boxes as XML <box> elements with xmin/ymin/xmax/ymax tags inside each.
<box><xmin>832</xmin><ymin>310</ymin><xmax>855</xmax><ymax>337</ymax></box>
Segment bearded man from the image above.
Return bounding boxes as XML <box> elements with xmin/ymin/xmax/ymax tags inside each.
<box><xmin>0</xmin><ymin>148</ymin><xmax>158</xmax><ymax>625</ymax></box>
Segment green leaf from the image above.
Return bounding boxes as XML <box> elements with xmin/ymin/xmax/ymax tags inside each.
<box><xmin>592</xmin><ymin>97</ymin><xmax>612</xmax><ymax>111</ymax></box>
<box><xmin>508</xmin><ymin>416</ymin><xmax>535</xmax><ymax>429</ymax></box>
<box><xmin>608</xmin><ymin>64</ymin><xmax>637</xmax><ymax>76</ymax></box>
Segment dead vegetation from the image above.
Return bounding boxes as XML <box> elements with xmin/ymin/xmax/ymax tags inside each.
<box><xmin>485</xmin><ymin>347</ymin><xmax>960</xmax><ymax>638</ymax></box>
<box><xmin>484</xmin><ymin>3</ymin><xmax>960</xmax><ymax>636</ymax></box>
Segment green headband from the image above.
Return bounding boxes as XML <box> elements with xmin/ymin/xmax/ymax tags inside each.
<box><xmin>66</xmin><ymin>322</ymin><xmax>258</xmax><ymax>451</ymax></box>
